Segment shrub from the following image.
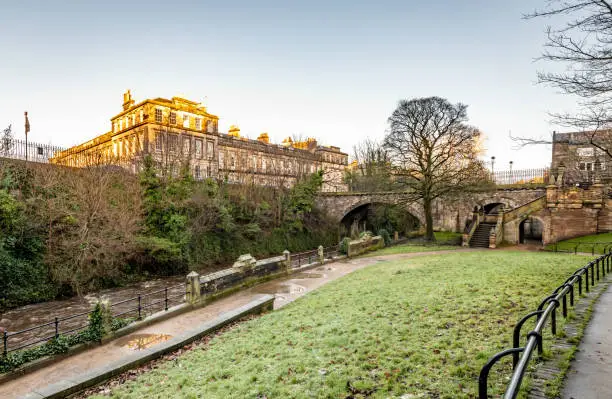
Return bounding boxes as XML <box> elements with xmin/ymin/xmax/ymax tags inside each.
<box><xmin>377</xmin><ymin>229</ymin><xmax>391</xmax><ymax>246</ymax></box>
<box><xmin>339</xmin><ymin>237</ymin><xmax>352</xmax><ymax>254</ymax></box>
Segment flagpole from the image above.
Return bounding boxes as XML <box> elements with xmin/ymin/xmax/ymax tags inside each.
<box><xmin>24</xmin><ymin>111</ymin><xmax>29</xmax><ymax>162</ymax></box>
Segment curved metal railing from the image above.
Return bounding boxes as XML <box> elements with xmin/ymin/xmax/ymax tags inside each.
<box><xmin>478</xmin><ymin>251</ymin><xmax>611</xmax><ymax>398</ymax></box>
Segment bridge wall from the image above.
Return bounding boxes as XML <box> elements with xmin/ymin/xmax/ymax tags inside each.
<box><xmin>317</xmin><ymin>188</ymin><xmax>547</xmax><ymax>234</ymax></box>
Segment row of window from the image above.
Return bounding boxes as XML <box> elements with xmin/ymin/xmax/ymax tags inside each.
<box><xmin>321</xmin><ymin>152</ymin><xmax>347</xmax><ymax>165</ymax></box>
<box><xmin>154</xmin><ymin>108</ymin><xmax>217</xmax><ymax>132</ymax></box>
<box><xmin>218</xmin><ymin>150</ymin><xmax>321</xmax><ymax>174</ymax></box>
<box><xmin>153</xmin><ymin>133</ymin><xmax>215</xmax><ymax>160</ymax></box>
<box><xmin>113</xmin><ymin>108</ymin><xmax>218</xmax><ymax>134</ymax></box>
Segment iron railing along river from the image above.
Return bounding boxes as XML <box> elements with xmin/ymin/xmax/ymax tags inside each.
<box><xmin>478</xmin><ymin>251</ymin><xmax>611</xmax><ymax>398</ymax></box>
<box><xmin>1</xmin><ymin>283</ymin><xmax>184</xmax><ymax>356</ymax></box>
<box><xmin>1</xmin><ymin>244</ymin><xmax>343</xmax><ymax>357</ymax></box>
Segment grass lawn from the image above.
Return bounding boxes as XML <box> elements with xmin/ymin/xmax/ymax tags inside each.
<box><xmin>433</xmin><ymin>231</ymin><xmax>463</xmax><ymax>244</ymax></box>
<box><xmin>365</xmin><ymin>243</ymin><xmax>460</xmax><ymax>257</ymax></box>
<box><xmin>545</xmin><ymin>232</ymin><xmax>612</xmax><ymax>254</ymax></box>
<box><xmin>91</xmin><ymin>251</ymin><xmax>591</xmax><ymax>399</ymax></box>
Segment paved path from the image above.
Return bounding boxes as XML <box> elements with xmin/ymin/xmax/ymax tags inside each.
<box><xmin>0</xmin><ymin>248</ymin><xmax>473</xmax><ymax>399</ymax></box>
<box><xmin>563</xmin><ymin>284</ymin><xmax>612</xmax><ymax>399</ymax></box>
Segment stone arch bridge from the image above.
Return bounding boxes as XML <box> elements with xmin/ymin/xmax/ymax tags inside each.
<box><xmin>316</xmin><ymin>188</ymin><xmax>546</xmax><ymax>233</ymax></box>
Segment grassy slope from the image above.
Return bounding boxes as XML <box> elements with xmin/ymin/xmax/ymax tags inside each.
<box><xmin>365</xmin><ymin>244</ymin><xmax>459</xmax><ymax>257</ymax></box>
<box><xmin>546</xmin><ymin>232</ymin><xmax>612</xmax><ymax>254</ymax></box>
<box><xmin>92</xmin><ymin>251</ymin><xmax>590</xmax><ymax>399</ymax></box>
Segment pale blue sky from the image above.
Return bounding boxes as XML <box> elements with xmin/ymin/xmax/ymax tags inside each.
<box><xmin>0</xmin><ymin>0</ymin><xmax>578</xmax><ymax>169</ymax></box>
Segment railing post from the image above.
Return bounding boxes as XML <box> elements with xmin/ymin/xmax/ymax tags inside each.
<box><xmin>551</xmin><ymin>307</ymin><xmax>557</xmax><ymax>336</ymax></box>
<box><xmin>597</xmin><ymin>259</ymin><xmax>600</xmax><ymax>281</ymax></box>
<box><xmin>569</xmin><ymin>284</ymin><xmax>574</xmax><ymax>307</ymax></box>
<box><xmin>165</xmin><ymin>287</ymin><xmax>169</xmax><ymax>311</ymax></box>
<box><xmin>54</xmin><ymin>317</ymin><xmax>59</xmax><ymax>339</ymax></box>
<box><xmin>137</xmin><ymin>294</ymin><xmax>142</xmax><ymax>320</ymax></box>
<box><xmin>578</xmin><ymin>275</ymin><xmax>582</xmax><ymax>296</ymax></box>
<box><xmin>2</xmin><ymin>330</ymin><xmax>7</xmax><ymax>357</ymax></box>
<box><xmin>562</xmin><ymin>293</ymin><xmax>567</xmax><ymax>318</ymax></box>
<box><xmin>591</xmin><ymin>263</ymin><xmax>595</xmax><ymax>286</ymax></box>
<box><xmin>585</xmin><ymin>268</ymin><xmax>590</xmax><ymax>292</ymax></box>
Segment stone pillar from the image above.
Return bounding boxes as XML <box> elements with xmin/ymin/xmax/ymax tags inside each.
<box><xmin>546</xmin><ymin>184</ymin><xmax>558</xmax><ymax>208</ymax></box>
<box><xmin>283</xmin><ymin>250</ymin><xmax>291</xmax><ymax>268</ymax></box>
<box><xmin>186</xmin><ymin>271</ymin><xmax>201</xmax><ymax>305</ymax></box>
<box><xmin>318</xmin><ymin>245</ymin><xmax>324</xmax><ymax>264</ymax></box>
<box><xmin>394</xmin><ymin>231</ymin><xmax>399</xmax><ymax>241</ymax></box>
<box><xmin>489</xmin><ymin>231</ymin><xmax>497</xmax><ymax>249</ymax></box>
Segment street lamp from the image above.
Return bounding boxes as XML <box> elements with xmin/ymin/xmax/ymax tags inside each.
<box><xmin>491</xmin><ymin>156</ymin><xmax>496</xmax><ymax>174</ymax></box>
<box><xmin>509</xmin><ymin>161</ymin><xmax>513</xmax><ymax>184</ymax></box>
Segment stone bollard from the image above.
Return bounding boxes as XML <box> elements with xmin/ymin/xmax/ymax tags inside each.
<box><xmin>186</xmin><ymin>271</ymin><xmax>201</xmax><ymax>305</ymax></box>
<box><xmin>489</xmin><ymin>231</ymin><xmax>497</xmax><ymax>249</ymax></box>
<box><xmin>283</xmin><ymin>250</ymin><xmax>291</xmax><ymax>268</ymax></box>
<box><xmin>318</xmin><ymin>245</ymin><xmax>324</xmax><ymax>264</ymax></box>
<box><xmin>394</xmin><ymin>231</ymin><xmax>399</xmax><ymax>241</ymax></box>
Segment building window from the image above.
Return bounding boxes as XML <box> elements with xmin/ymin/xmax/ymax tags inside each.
<box><xmin>206</xmin><ymin>140</ymin><xmax>214</xmax><ymax>160</ymax></box>
<box><xmin>183</xmin><ymin>114</ymin><xmax>190</xmax><ymax>128</ymax></box>
<box><xmin>206</xmin><ymin>120</ymin><xmax>212</xmax><ymax>132</ymax></box>
<box><xmin>206</xmin><ymin>165</ymin><xmax>211</xmax><ymax>177</ymax></box>
<box><xmin>195</xmin><ymin>118</ymin><xmax>201</xmax><ymax>130</ymax></box>
<box><xmin>577</xmin><ymin>147</ymin><xmax>595</xmax><ymax>157</ymax></box>
<box><xmin>195</xmin><ymin>139</ymin><xmax>203</xmax><ymax>159</ymax></box>
<box><xmin>155</xmin><ymin>108</ymin><xmax>163</xmax><ymax>123</ymax></box>
<box><xmin>219</xmin><ymin>151</ymin><xmax>225</xmax><ymax>168</ymax></box>
<box><xmin>183</xmin><ymin>137</ymin><xmax>191</xmax><ymax>155</ymax></box>
<box><xmin>230</xmin><ymin>154</ymin><xmax>236</xmax><ymax>169</ymax></box>
<box><xmin>170</xmin><ymin>112</ymin><xmax>177</xmax><ymax>125</ymax></box>
<box><xmin>262</xmin><ymin>158</ymin><xmax>267</xmax><ymax>172</ymax></box>
<box><xmin>155</xmin><ymin>132</ymin><xmax>164</xmax><ymax>151</ymax></box>
<box><xmin>168</xmin><ymin>134</ymin><xmax>179</xmax><ymax>152</ymax></box>
<box><xmin>195</xmin><ymin>165</ymin><xmax>201</xmax><ymax>180</ymax></box>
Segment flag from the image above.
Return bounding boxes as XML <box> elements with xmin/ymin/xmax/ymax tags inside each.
<box><xmin>25</xmin><ymin>112</ymin><xmax>30</xmax><ymax>136</ymax></box>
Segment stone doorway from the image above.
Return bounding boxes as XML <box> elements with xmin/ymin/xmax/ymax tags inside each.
<box><xmin>519</xmin><ymin>217</ymin><xmax>543</xmax><ymax>245</ymax></box>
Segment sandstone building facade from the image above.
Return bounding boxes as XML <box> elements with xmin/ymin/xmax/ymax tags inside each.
<box><xmin>552</xmin><ymin>130</ymin><xmax>612</xmax><ymax>184</ymax></box>
<box><xmin>51</xmin><ymin>91</ymin><xmax>349</xmax><ymax>191</ymax></box>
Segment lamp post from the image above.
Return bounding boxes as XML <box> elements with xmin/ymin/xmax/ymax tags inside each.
<box><xmin>509</xmin><ymin>161</ymin><xmax>513</xmax><ymax>184</ymax></box>
<box><xmin>491</xmin><ymin>156</ymin><xmax>496</xmax><ymax>173</ymax></box>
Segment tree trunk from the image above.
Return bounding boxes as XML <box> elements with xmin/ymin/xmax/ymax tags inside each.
<box><xmin>423</xmin><ymin>199</ymin><xmax>434</xmax><ymax>242</ymax></box>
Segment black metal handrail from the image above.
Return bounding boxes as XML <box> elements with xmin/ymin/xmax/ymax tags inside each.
<box><xmin>478</xmin><ymin>251</ymin><xmax>611</xmax><ymax>398</ymax></box>
<box><xmin>1</xmin><ymin>282</ymin><xmax>185</xmax><ymax>356</ymax></box>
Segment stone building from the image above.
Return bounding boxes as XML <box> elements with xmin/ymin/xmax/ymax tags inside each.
<box><xmin>552</xmin><ymin>130</ymin><xmax>612</xmax><ymax>184</ymax></box>
<box><xmin>51</xmin><ymin>91</ymin><xmax>349</xmax><ymax>191</ymax></box>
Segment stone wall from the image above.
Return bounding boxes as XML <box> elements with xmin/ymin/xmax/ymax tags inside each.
<box><xmin>197</xmin><ymin>254</ymin><xmax>288</xmax><ymax>300</ymax></box>
<box><xmin>347</xmin><ymin>235</ymin><xmax>385</xmax><ymax>257</ymax></box>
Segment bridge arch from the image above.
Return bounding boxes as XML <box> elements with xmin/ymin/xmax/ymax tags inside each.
<box><xmin>339</xmin><ymin>199</ymin><xmax>424</xmax><ymax>237</ymax></box>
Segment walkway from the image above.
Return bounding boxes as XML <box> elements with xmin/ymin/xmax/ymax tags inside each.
<box><xmin>562</xmin><ymin>283</ymin><xmax>612</xmax><ymax>399</ymax></box>
<box><xmin>0</xmin><ymin>248</ymin><xmax>472</xmax><ymax>399</ymax></box>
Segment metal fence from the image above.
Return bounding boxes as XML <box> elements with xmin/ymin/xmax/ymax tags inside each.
<box><xmin>289</xmin><ymin>245</ymin><xmax>341</xmax><ymax>269</ymax></box>
<box><xmin>1</xmin><ymin>283</ymin><xmax>184</xmax><ymax>356</ymax></box>
<box><xmin>478</xmin><ymin>251</ymin><xmax>611</xmax><ymax>398</ymax></box>
<box><xmin>549</xmin><ymin>241</ymin><xmax>612</xmax><ymax>255</ymax></box>
<box><xmin>0</xmin><ymin>138</ymin><xmax>65</xmax><ymax>163</ymax></box>
<box><xmin>491</xmin><ymin>168</ymin><xmax>550</xmax><ymax>185</ymax></box>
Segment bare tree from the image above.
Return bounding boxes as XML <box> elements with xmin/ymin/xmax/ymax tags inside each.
<box><xmin>346</xmin><ymin>138</ymin><xmax>392</xmax><ymax>192</ymax></box>
<box><xmin>383</xmin><ymin>97</ymin><xmax>487</xmax><ymax>241</ymax></box>
<box><xmin>521</xmin><ymin>0</ymin><xmax>612</xmax><ymax>157</ymax></box>
<box><xmin>0</xmin><ymin>125</ymin><xmax>14</xmax><ymax>156</ymax></box>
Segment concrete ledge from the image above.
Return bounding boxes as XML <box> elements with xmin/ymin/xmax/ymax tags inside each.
<box><xmin>20</xmin><ymin>294</ymin><xmax>275</xmax><ymax>399</ymax></box>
